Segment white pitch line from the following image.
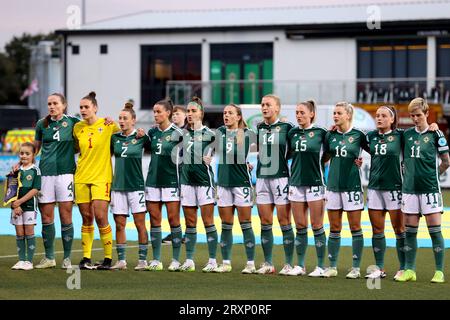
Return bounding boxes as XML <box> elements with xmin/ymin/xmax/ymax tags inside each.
<box><xmin>0</xmin><ymin>245</ymin><xmax>141</xmax><ymax>259</ymax></box>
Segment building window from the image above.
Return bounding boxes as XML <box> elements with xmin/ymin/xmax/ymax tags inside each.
<box><xmin>100</xmin><ymin>44</ymin><xmax>108</xmax><ymax>54</ymax></box>
<box><xmin>357</xmin><ymin>39</ymin><xmax>427</xmax><ymax>103</ymax></box>
<box><xmin>141</xmin><ymin>44</ymin><xmax>201</xmax><ymax>109</ymax></box>
<box><xmin>72</xmin><ymin>45</ymin><xmax>79</xmax><ymax>55</ymax></box>
<box><xmin>437</xmin><ymin>37</ymin><xmax>450</xmax><ymax>103</ymax></box>
<box><xmin>210</xmin><ymin>43</ymin><xmax>273</xmax><ymax>105</ymax></box>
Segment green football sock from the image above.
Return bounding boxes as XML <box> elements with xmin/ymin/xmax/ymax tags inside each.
<box><xmin>404</xmin><ymin>225</ymin><xmax>418</xmax><ymax>271</ymax></box>
<box><xmin>61</xmin><ymin>223</ymin><xmax>74</xmax><ymax>259</ymax></box>
<box><xmin>205</xmin><ymin>224</ymin><xmax>218</xmax><ymax>259</ymax></box>
<box><xmin>372</xmin><ymin>232</ymin><xmax>386</xmax><ymax>269</ymax></box>
<box><xmin>116</xmin><ymin>243</ymin><xmax>127</xmax><ymax>261</ymax></box>
<box><xmin>138</xmin><ymin>243</ymin><xmax>148</xmax><ymax>261</ymax></box>
<box><xmin>395</xmin><ymin>232</ymin><xmax>406</xmax><ymax>270</ymax></box>
<box><xmin>26</xmin><ymin>235</ymin><xmax>36</xmax><ymax>262</ymax></box>
<box><xmin>428</xmin><ymin>225</ymin><xmax>445</xmax><ymax>272</ymax></box>
<box><xmin>185</xmin><ymin>226</ymin><xmax>197</xmax><ymax>260</ymax></box>
<box><xmin>171</xmin><ymin>225</ymin><xmax>183</xmax><ymax>261</ymax></box>
<box><xmin>220</xmin><ymin>223</ymin><xmax>233</xmax><ymax>261</ymax></box>
<box><xmin>313</xmin><ymin>227</ymin><xmax>326</xmax><ymax>268</ymax></box>
<box><xmin>42</xmin><ymin>223</ymin><xmax>55</xmax><ymax>259</ymax></box>
<box><xmin>150</xmin><ymin>226</ymin><xmax>162</xmax><ymax>261</ymax></box>
<box><xmin>261</xmin><ymin>224</ymin><xmax>273</xmax><ymax>264</ymax></box>
<box><xmin>295</xmin><ymin>227</ymin><xmax>308</xmax><ymax>267</ymax></box>
<box><xmin>351</xmin><ymin>229</ymin><xmax>364</xmax><ymax>268</ymax></box>
<box><xmin>16</xmin><ymin>236</ymin><xmax>26</xmax><ymax>261</ymax></box>
<box><xmin>240</xmin><ymin>221</ymin><xmax>255</xmax><ymax>262</ymax></box>
<box><xmin>328</xmin><ymin>231</ymin><xmax>341</xmax><ymax>268</ymax></box>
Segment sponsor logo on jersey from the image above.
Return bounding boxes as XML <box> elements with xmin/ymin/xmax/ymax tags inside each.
<box><xmin>438</xmin><ymin>137</ymin><xmax>447</xmax><ymax>146</ymax></box>
<box><xmin>387</xmin><ymin>136</ymin><xmax>394</xmax><ymax>142</ymax></box>
<box><xmin>414</xmin><ymin>140</ymin><xmax>420</xmax><ymax>145</ymax></box>
<box><xmin>62</xmin><ymin>121</ymin><xmax>68</xmax><ymax>127</ymax></box>
<box><xmin>423</xmin><ymin>136</ymin><xmax>430</xmax><ymax>143</ymax></box>
<box><xmin>379</xmin><ymin>139</ymin><xmax>385</xmax><ymax>144</ymax></box>
<box><xmin>300</xmin><ymin>135</ymin><xmax>306</xmax><ymax>140</ymax></box>
<box><xmin>26</xmin><ymin>175</ymin><xmax>32</xmax><ymax>181</ymax></box>
<box><xmin>308</xmin><ymin>131</ymin><xmax>315</xmax><ymax>138</ymax></box>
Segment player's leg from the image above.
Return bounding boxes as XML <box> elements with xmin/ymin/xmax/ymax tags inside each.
<box><xmin>273</xmin><ymin>178</ymin><xmax>294</xmax><ymax>275</ymax></box>
<box><xmin>148</xmin><ymin>200</ymin><xmax>163</xmax><ymax>270</ymax></box>
<box><xmin>36</xmin><ymin>175</ymin><xmax>56</xmax><ymax>268</ymax></box>
<box><xmin>166</xmin><ymin>200</ymin><xmax>182</xmax><ymax>271</ymax></box>
<box><xmin>289</xmin><ymin>199</ymin><xmax>308</xmax><ymax>276</ymax></box>
<box><xmin>132</xmin><ymin>210</ymin><xmax>148</xmax><ymax>271</ymax></box>
<box><xmin>92</xmin><ymin>197</ymin><xmax>113</xmax><ymax>269</ymax></box>
<box><xmin>346</xmin><ymin>209</ymin><xmax>363</xmax><ymax>279</ymax></box>
<box><xmin>367</xmin><ymin>209</ymin><xmax>386</xmax><ymax>278</ymax></box>
<box><xmin>180</xmin><ymin>184</ymin><xmax>198</xmax><ymax>271</ymax></box>
<box><xmin>324</xmin><ymin>209</ymin><xmax>342</xmax><ymax>277</ymax></box>
<box><xmin>23</xmin><ymin>222</ymin><xmax>36</xmax><ymax>270</ymax></box>
<box><xmin>12</xmin><ymin>223</ymin><xmax>26</xmax><ymax>270</ymax></box>
<box><xmin>56</xmin><ymin>174</ymin><xmax>75</xmax><ymax>268</ymax></box>
<box><xmin>237</xmin><ymin>204</ymin><xmax>256</xmax><ymax>274</ymax></box>
<box><xmin>76</xmin><ymin>183</ymin><xmax>95</xmax><ymax>269</ymax></box>
<box><xmin>397</xmin><ymin>193</ymin><xmax>420</xmax><ymax>282</ymax></box>
<box><xmin>111</xmin><ymin>214</ymin><xmax>128</xmax><ymax>270</ymax></box>
<box><xmin>256</xmin><ymin>178</ymin><xmax>275</xmax><ymax>273</ymax></box>
<box><xmin>425</xmin><ymin>211</ymin><xmax>445</xmax><ymax>283</ymax></box>
<box><xmin>198</xmin><ymin>186</ymin><xmax>218</xmax><ymax>272</ymax></box>
<box><xmin>308</xmin><ymin>197</ymin><xmax>326</xmax><ymax>277</ymax></box>
<box><xmin>216</xmin><ymin>187</ymin><xmax>234</xmax><ymax>272</ymax></box>
<box><xmin>388</xmin><ymin>209</ymin><xmax>405</xmax><ymax>280</ymax></box>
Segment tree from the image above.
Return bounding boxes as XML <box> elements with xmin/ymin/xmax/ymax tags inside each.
<box><xmin>0</xmin><ymin>32</ymin><xmax>58</xmax><ymax>105</ymax></box>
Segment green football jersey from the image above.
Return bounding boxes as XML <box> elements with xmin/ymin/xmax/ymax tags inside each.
<box><xmin>256</xmin><ymin>119</ymin><xmax>294</xmax><ymax>178</ymax></box>
<box><xmin>402</xmin><ymin>128</ymin><xmax>449</xmax><ymax>194</ymax></box>
<box><xmin>324</xmin><ymin>128</ymin><xmax>368</xmax><ymax>192</ymax></box>
<box><xmin>366</xmin><ymin>129</ymin><xmax>403</xmax><ymax>191</ymax></box>
<box><xmin>288</xmin><ymin>125</ymin><xmax>327</xmax><ymax>186</ymax></box>
<box><xmin>35</xmin><ymin>115</ymin><xmax>80</xmax><ymax>176</ymax></box>
<box><xmin>216</xmin><ymin>126</ymin><xmax>255</xmax><ymax>187</ymax></box>
<box><xmin>180</xmin><ymin>126</ymin><xmax>215</xmax><ymax>187</ymax></box>
<box><xmin>146</xmin><ymin>124</ymin><xmax>183</xmax><ymax>188</ymax></box>
<box><xmin>111</xmin><ymin>130</ymin><xmax>149</xmax><ymax>192</ymax></box>
<box><xmin>17</xmin><ymin>165</ymin><xmax>41</xmax><ymax>212</ymax></box>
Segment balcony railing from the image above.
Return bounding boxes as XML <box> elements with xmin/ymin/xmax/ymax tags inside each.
<box><xmin>166</xmin><ymin>77</ymin><xmax>450</xmax><ymax>106</ymax></box>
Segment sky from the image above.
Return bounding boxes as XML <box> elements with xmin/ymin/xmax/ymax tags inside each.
<box><xmin>0</xmin><ymin>0</ymin><xmax>420</xmax><ymax>52</ymax></box>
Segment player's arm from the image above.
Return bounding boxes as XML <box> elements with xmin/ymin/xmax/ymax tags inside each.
<box><xmin>439</xmin><ymin>153</ymin><xmax>450</xmax><ymax>175</ymax></box>
<box><xmin>11</xmin><ymin>189</ymin><xmax>39</xmax><ymax>209</ymax></box>
<box><xmin>321</xmin><ymin>131</ymin><xmax>331</xmax><ymax>164</ymax></box>
<box><xmin>73</xmin><ymin>130</ymin><xmax>80</xmax><ymax>154</ymax></box>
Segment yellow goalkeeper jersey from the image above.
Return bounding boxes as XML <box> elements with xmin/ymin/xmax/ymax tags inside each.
<box><xmin>73</xmin><ymin>118</ymin><xmax>120</xmax><ymax>184</ymax></box>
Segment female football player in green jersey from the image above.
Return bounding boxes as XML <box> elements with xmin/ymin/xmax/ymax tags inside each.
<box><xmin>110</xmin><ymin>103</ymin><xmax>150</xmax><ymax>271</ymax></box>
<box><xmin>322</xmin><ymin>102</ymin><xmax>368</xmax><ymax>279</ymax></box>
<box><xmin>213</xmin><ymin>104</ymin><xmax>257</xmax><ymax>274</ymax></box>
<box><xmin>179</xmin><ymin>96</ymin><xmax>217</xmax><ymax>272</ymax></box>
<box><xmin>255</xmin><ymin>94</ymin><xmax>295</xmax><ymax>275</ymax></box>
<box><xmin>145</xmin><ymin>99</ymin><xmax>183</xmax><ymax>271</ymax></box>
<box><xmin>396</xmin><ymin>98</ymin><xmax>449</xmax><ymax>283</ymax></box>
<box><xmin>364</xmin><ymin>105</ymin><xmax>405</xmax><ymax>280</ymax></box>
<box><xmin>34</xmin><ymin>93</ymin><xmax>79</xmax><ymax>270</ymax></box>
<box><xmin>287</xmin><ymin>100</ymin><xmax>328</xmax><ymax>277</ymax></box>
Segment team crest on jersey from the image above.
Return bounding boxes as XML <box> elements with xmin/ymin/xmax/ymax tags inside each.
<box><xmin>197</xmin><ymin>136</ymin><xmax>203</xmax><ymax>141</ymax></box>
<box><xmin>26</xmin><ymin>175</ymin><xmax>32</xmax><ymax>181</ymax></box>
<box><xmin>308</xmin><ymin>131</ymin><xmax>315</xmax><ymax>138</ymax></box>
<box><xmin>131</xmin><ymin>139</ymin><xmax>137</xmax><ymax>144</ymax></box>
<box><xmin>165</xmin><ymin>136</ymin><xmax>171</xmax><ymax>141</ymax></box>
<box><xmin>275</xmin><ymin>126</ymin><xmax>281</xmax><ymax>132</ymax></box>
<box><xmin>98</xmin><ymin>127</ymin><xmax>103</xmax><ymax>133</ymax></box>
<box><xmin>423</xmin><ymin>137</ymin><xmax>430</xmax><ymax>143</ymax></box>
<box><xmin>62</xmin><ymin>121</ymin><xmax>68</xmax><ymax>127</ymax></box>
<box><xmin>348</xmin><ymin>137</ymin><xmax>354</xmax><ymax>143</ymax></box>
<box><xmin>388</xmin><ymin>136</ymin><xmax>394</xmax><ymax>142</ymax></box>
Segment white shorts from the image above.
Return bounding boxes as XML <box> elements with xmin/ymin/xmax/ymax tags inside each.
<box><xmin>401</xmin><ymin>193</ymin><xmax>443</xmax><ymax>215</ymax></box>
<box><xmin>367</xmin><ymin>189</ymin><xmax>402</xmax><ymax>211</ymax></box>
<box><xmin>217</xmin><ymin>186</ymin><xmax>253</xmax><ymax>207</ymax></box>
<box><xmin>110</xmin><ymin>191</ymin><xmax>146</xmax><ymax>216</ymax></box>
<box><xmin>180</xmin><ymin>185</ymin><xmax>215</xmax><ymax>207</ymax></box>
<box><xmin>256</xmin><ymin>177</ymin><xmax>289</xmax><ymax>205</ymax></box>
<box><xmin>288</xmin><ymin>185</ymin><xmax>326</xmax><ymax>202</ymax></box>
<box><xmin>145</xmin><ymin>187</ymin><xmax>180</xmax><ymax>202</ymax></box>
<box><xmin>38</xmin><ymin>174</ymin><xmax>74</xmax><ymax>203</ymax></box>
<box><xmin>326</xmin><ymin>191</ymin><xmax>364</xmax><ymax>211</ymax></box>
<box><xmin>10</xmin><ymin>211</ymin><xmax>37</xmax><ymax>226</ymax></box>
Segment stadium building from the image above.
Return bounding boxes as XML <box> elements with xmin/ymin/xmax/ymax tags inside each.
<box><xmin>56</xmin><ymin>0</ymin><xmax>450</xmax><ymax>128</ymax></box>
